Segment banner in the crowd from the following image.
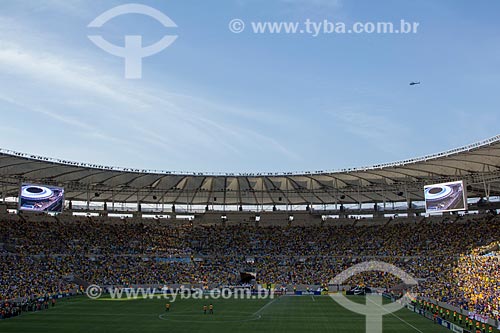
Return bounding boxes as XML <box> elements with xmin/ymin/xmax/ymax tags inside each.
<box><xmin>468</xmin><ymin>311</ymin><xmax>489</xmax><ymax>323</ymax></box>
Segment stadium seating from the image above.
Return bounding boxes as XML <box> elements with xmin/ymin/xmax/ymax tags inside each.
<box><xmin>0</xmin><ymin>213</ymin><xmax>499</xmax><ymax>320</ymax></box>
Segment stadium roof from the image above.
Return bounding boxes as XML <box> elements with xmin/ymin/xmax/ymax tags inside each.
<box><xmin>0</xmin><ymin>135</ymin><xmax>499</xmax><ymax>205</ymax></box>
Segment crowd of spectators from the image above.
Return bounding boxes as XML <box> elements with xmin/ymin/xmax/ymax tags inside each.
<box><xmin>0</xmin><ymin>294</ymin><xmax>62</xmax><ymax>319</ymax></box>
<box><xmin>0</xmin><ymin>213</ymin><xmax>498</xmax><ymax>319</ymax></box>
<box><xmin>448</xmin><ymin>242</ymin><xmax>500</xmax><ymax>318</ymax></box>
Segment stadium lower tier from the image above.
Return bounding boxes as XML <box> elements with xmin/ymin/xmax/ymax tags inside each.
<box><xmin>0</xmin><ymin>213</ymin><xmax>499</xmax><ymax>320</ymax></box>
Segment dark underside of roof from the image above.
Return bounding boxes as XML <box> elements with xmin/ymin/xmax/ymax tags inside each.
<box><xmin>0</xmin><ymin>137</ymin><xmax>499</xmax><ymax>205</ymax></box>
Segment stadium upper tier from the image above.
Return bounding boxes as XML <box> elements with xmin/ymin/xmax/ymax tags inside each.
<box><xmin>0</xmin><ymin>135</ymin><xmax>499</xmax><ymax>205</ymax></box>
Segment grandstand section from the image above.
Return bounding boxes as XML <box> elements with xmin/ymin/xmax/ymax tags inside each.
<box><xmin>0</xmin><ymin>137</ymin><xmax>500</xmax><ymax>332</ymax></box>
<box><xmin>0</xmin><ymin>212</ymin><xmax>499</xmax><ymax>331</ymax></box>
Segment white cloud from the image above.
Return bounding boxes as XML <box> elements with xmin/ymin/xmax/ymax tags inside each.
<box><xmin>328</xmin><ymin>108</ymin><xmax>409</xmax><ymax>153</ymax></box>
<box><xmin>0</xmin><ymin>43</ymin><xmax>149</xmax><ymax>107</ymax></box>
<box><xmin>0</xmin><ymin>17</ymin><xmax>298</xmax><ymax>171</ymax></box>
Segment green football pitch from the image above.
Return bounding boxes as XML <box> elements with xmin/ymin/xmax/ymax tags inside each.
<box><xmin>0</xmin><ymin>295</ymin><xmax>451</xmax><ymax>332</ymax></box>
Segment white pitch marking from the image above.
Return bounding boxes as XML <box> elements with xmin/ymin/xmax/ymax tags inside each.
<box><xmin>365</xmin><ymin>296</ymin><xmax>424</xmax><ymax>333</ymax></box>
<box><xmin>253</xmin><ymin>297</ymin><xmax>278</xmax><ymax>316</ymax></box>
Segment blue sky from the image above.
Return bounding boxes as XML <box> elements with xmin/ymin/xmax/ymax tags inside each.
<box><xmin>0</xmin><ymin>0</ymin><xmax>498</xmax><ymax>173</ymax></box>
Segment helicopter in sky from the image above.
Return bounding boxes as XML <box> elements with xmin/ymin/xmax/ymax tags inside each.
<box><xmin>409</xmin><ymin>81</ymin><xmax>421</xmax><ymax>86</ymax></box>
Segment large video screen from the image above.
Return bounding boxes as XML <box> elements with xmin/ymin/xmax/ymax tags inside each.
<box><xmin>19</xmin><ymin>184</ymin><xmax>64</xmax><ymax>213</ymax></box>
<box><xmin>424</xmin><ymin>180</ymin><xmax>467</xmax><ymax>213</ymax></box>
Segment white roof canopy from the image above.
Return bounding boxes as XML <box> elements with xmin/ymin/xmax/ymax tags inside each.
<box><xmin>0</xmin><ymin>135</ymin><xmax>499</xmax><ymax>205</ymax></box>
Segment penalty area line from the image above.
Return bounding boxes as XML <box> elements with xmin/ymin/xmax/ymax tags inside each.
<box><xmin>253</xmin><ymin>297</ymin><xmax>279</xmax><ymax>316</ymax></box>
<box><xmin>365</xmin><ymin>297</ymin><xmax>424</xmax><ymax>333</ymax></box>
